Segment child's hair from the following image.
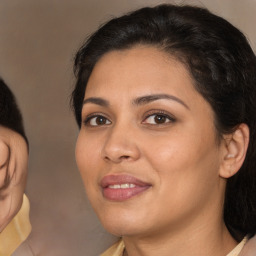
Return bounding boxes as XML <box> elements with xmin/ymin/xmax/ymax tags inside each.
<box><xmin>0</xmin><ymin>78</ymin><xmax>28</xmax><ymax>145</ymax></box>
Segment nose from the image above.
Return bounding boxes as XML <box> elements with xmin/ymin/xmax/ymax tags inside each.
<box><xmin>101</xmin><ymin>124</ymin><xmax>140</xmax><ymax>163</ymax></box>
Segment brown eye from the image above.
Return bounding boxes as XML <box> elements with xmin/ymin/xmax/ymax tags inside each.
<box><xmin>95</xmin><ymin>116</ymin><xmax>108</xmax><ymax>125</ymax></box>
<box><xmin>154</xmin><ymin>115</ymin><xmax>167</xmax><ymax>124</ymax></box>
<box><xmin>85</xmin><ymin>115</ymin><xmax>111</xmax><ymax>126</ymax></box>
<box><xmin>143</xmin><ymin>113</ymin><xmax>175</xmax><ymax>125</ymax></box>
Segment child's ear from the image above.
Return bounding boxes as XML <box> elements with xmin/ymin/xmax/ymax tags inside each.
<box><xmin>0</xmin><ymin>140</ymin><xmax>10</xmax><ymax>191</ymax></box>
<box><xmin>219</xmin><ymin>123</ymin><xmax>249</xmax><ymax>179</ymax></box>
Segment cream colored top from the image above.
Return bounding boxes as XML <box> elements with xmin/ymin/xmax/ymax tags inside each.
<box><xmin>226</xmin><ymin>236</ymin><xmax>248</xmax><ymax>256</ymax></box>
<box><xmin>0</xmin><ymin>194</ymin><xmax>31</xmax><ymax>256</ymax></box>
<box><xmin>100</xmin><ymin>240</ymin><xmax>125</xmax><ymax>256</ymax></box>
<box><xmin>101</xmin><ymin>236</ymin><xmax>248</xmax><ymax>256</ymax></box>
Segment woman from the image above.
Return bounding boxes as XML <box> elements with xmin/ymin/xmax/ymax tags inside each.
<box><xmin>72</xmin><ymin>4</ymin><xmax>256</xmax><ymax>256</ymax></box>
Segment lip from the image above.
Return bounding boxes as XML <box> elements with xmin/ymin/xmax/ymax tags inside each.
<box><xmin>100</xmin><ymin>174</ymin><xmax>151</xmax><ymax>201</ymax></box>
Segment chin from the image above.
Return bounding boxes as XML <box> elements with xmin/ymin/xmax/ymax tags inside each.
<box><xmin>102</xmin><ymin>221</ymin><xmax>144</xmax><ymax>237</ymax></box>
<box><xmin>96</xmin><ymin>208</ymin><xmax>148</xmax><ymax>237</ymax></box>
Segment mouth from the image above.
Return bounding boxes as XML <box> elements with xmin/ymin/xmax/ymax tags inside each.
<box><xmin>100</xmin><ymin>174</ymin><xmax>151</xmax><ymax>201</ymax></box>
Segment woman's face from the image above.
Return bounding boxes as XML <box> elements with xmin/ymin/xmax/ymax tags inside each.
<box><xmin>76</xmin><ymin>46</ymin><xmax>227</xmax><ymax>238</ymax></box>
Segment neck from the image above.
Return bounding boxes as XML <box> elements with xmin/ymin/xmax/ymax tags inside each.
<box><xmin>122</xmin><ymin>217</ymin><xmax>237</xmax><ymax>256</ymax></box>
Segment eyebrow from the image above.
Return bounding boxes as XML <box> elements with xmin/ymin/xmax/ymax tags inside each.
<box><xmin>133</xmin><ymin>94</ymin><xmax>189</xmax><ymax>109</ymax></box>
<box><xmin>83</xmin><ymin>97</ymin><xmax>109</xmax><ymax>107</ymax></box>
<box><xmin>83</xmin><ymin>93</ymin><xmax>189</xmax><ymax>109</ymax></box>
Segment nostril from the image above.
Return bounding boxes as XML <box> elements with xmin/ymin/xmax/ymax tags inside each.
<box><xmin>104</xmin><ymin>156</ymin><xmax>111</xmax><ymax>161</ymax></box>
<box><xmin>104</xmin><ymin>155</ymin><xmax>130</xmax><ymax>162</ymax></box>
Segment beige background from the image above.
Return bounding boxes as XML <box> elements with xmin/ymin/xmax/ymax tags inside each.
<box><xmin>0</xmin><ymin>0</ymin><xmax>255</xmax><ymax>255</ymax></box>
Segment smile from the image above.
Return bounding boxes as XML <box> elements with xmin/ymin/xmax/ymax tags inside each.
<box><xmin>101</xmin><ymin>175</ymin><xmax>151</xmax><ymax>201</ymax></box>
<box><xmin>108</xmin><ymin>183</ymin><xmax>136</xmax><ymax>189</ymax></box>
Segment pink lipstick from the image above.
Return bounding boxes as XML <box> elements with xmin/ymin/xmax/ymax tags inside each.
<box><xmin>101</xmin><ymin>175</ymin><xmax>151</xmax><ymax>201</ymax></box>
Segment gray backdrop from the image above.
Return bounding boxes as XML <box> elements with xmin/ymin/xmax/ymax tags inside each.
<box><xmin>0</xmin><ymin>0</ymin><xmax>255</xmax><ymax>255</ymax></box>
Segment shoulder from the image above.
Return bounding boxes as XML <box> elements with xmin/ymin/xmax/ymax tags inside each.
<box><xmin>0</xmin><ymin>194</ymin><xmax>31</xmax><ymax>256</ymax></box>
<box><xmin>239</xmin><ymin>235</ymin><xmax>256</xmax><ymax>256</ymax></box>
<box><xmin>100</xmin><ymin>239</ymin><xmax>125</xmax><ymax>256</ymax></box>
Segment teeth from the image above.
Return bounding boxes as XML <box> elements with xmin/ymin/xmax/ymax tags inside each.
<box><xmin>109</xmin><ymin>184</ymin><xmax>120</xmax><ymax>189</ymax></box>
<box><xmin>121</xmin><ymin>184</ymin><xmax>129</xmax><ymax>188</ymax></box>
<box><xmin>108</xmin><ymin>183</ymin><xmax>136</xmax><ymax>189</ymax></box>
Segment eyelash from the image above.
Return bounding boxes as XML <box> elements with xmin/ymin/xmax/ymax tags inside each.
<box><xmin>83</xmin><ymin>113</ymin><xmax>111</xmax><ymax>127</ymax></box>
<box><xmin>142</xmin><ymin>110</ymin><xmax>176</xmax><ymax>125</ymax></box>
<box><xmin>83</xmin><ymin>110</ymin><xmax>176</xmax><ymax>127</ymax></box>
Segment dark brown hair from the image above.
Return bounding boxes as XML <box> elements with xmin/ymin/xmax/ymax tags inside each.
<box><xmin>0</xmin><ymin>78</ymin><xmax>28</xmax><ymax>145</ymax></box>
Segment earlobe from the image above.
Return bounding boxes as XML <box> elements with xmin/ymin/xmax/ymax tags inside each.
<box><xmin>219</xmin><ymin>123</ymin><xmax>250</xmax><ymax>179</ymax></box>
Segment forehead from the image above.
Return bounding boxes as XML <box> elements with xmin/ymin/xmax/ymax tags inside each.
<box><xmin>85</xmin><ymin>45</ymin><xmax>197</xmax><ymax>98</ymax></box>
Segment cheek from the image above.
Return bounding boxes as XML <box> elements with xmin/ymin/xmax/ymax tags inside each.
<box><xmin>75</xmin><ymin>134</ymin><xmax>101</xmax><ymax>187</ymax></box>
<box><xmin>144</xmin><ymin>129</ymin><xmax>220</xmax><ymax>190</ymax></box>
<box><xmin>142</xmin><ymin>132</ymin><xmax>195</xmax><ymax>171</ymax></box>
<box><xmin>142</xmin><ymin>132</ymin><xmax>222</xmax><ymax>221</ymax></box>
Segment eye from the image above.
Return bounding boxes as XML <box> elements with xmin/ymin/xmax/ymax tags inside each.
<box><xmin>143</xmin><ymin>112</ymin><xmax>175</xmax><ymax>125</ymax></box>
<box><xmin>84</xmin><ymin>115</ymin><xmax>111</xmax><ymax>126</ymax></box>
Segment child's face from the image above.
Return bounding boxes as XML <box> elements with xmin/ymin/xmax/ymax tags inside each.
<box><xmin>0</xmin><ymin>126</ymin><xmax>28</xmax><ymax>231</ymax></box>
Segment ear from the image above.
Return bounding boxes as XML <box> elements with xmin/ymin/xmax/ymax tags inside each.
<box><xmin>0</xmin><ymin>126</ymin><xmax>28</xmax><ymax>232</ymax></box>
<box><xmin>219</xmin><ymin>123</ymin><xmax>249</xmax><ymax>179</ymax></box>
<box><xmin>0</xmin><ymin>140</ymin><xmax>10</xmax><ymax>191</ymax></box>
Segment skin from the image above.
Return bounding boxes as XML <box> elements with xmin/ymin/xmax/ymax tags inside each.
<box><xmin>76</xmin><ymin>46</ymin><xmax>240</xmax><ymax>256</ymax></box>
<box><xmin>0</xmin><ymin>126</ymin><xmax>28</xmax><ymax>232</ymax></box>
